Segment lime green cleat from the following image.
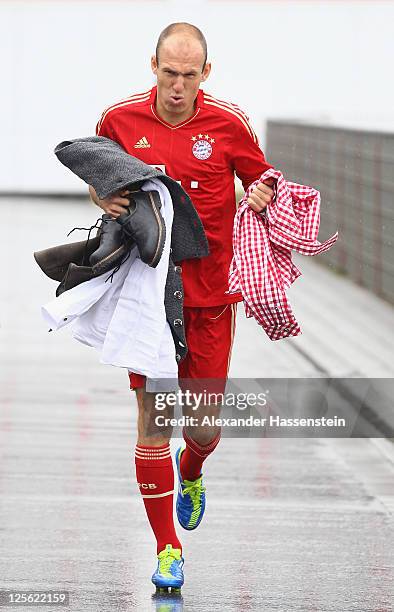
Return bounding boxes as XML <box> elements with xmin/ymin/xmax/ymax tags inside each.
<box><xmin>151</xmin><ymin>544</ymin><xmax>184</xmax><ymax>593</ymax></box>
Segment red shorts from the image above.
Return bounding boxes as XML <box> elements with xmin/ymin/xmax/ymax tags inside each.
<box><xmin>128</xmin><ymin>303</ymin><xmax>237</xmax><ymax>390</ymax></box>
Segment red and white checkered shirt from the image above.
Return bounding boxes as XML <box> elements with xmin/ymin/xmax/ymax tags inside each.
<box><xmin>227</xmin><ymin>168</ymin><xmax>338</xmax><ymax>340</ymax></box>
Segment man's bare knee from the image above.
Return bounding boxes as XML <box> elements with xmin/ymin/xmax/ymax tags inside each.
<box><xmin>183</xmin><ymin>403</ymin><xmax>221</xmax><ymax>445</ymax></box>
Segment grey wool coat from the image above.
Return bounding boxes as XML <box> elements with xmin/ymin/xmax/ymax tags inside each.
<box><xmin>54</xmin><ymin>136</ymin><xmax>210</xmax><ymax>363</ymax></box>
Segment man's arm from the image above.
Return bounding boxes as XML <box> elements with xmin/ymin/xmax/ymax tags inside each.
<box><xmin>231</xmin><ymin>118</ymin><xmax>275</xmax><ymax>212</ymax></box>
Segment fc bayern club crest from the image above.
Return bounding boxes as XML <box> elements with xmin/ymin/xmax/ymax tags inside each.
<box><xmin>191</xmin><ymin>133</ymin><xmax>215</xmax><ymax>160</ymax></box>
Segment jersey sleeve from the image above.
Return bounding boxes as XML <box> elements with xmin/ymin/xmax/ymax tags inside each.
<box><xmin>231</xmin><ymin>114</ymin><xmax>273</xmax><ymax>191</ymax></box>
<box><xmin>95</xmin><ymin>109</ymin><xmax>115</xmax><ymax>138</ymax></box>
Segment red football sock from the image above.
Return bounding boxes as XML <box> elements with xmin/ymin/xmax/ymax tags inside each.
<box><xmin>135</xmin><ymin>443</ymin><xmax>182</xmax><ymax>555</ymax></box>
<box><xmin>180</xmin><ymin>428</ymin><xmax>221</xmax><ymax>481</ymax></box>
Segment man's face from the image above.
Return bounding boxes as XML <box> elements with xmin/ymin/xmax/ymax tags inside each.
<box><xmin>151</xmin><ymin>35</ymin><xmax>211</xmax><ymax>123</ymax></box>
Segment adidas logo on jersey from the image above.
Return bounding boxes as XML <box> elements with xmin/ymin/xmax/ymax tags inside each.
<box><xmin>134</xmin><ymin>136</ymin><xmax>151</xmax><ymax>148</ymax></box>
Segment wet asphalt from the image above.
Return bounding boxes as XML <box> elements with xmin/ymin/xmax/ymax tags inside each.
<box><xmin>0</xmin><ymin>198</ymin><xmax>393</xmax><ymax>612</ymax></box>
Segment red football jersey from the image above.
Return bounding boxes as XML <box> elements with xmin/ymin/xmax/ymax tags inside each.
<box><xmin>96</xmin><ymin>86</ymin><xmax>272</xmax><ymax>307</ymax></box>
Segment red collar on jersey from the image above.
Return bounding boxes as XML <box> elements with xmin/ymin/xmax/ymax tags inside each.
<box><xmin>150</xmin><ymin>85</ymin><xmax>204</xmax><ymax>129</ymax></box>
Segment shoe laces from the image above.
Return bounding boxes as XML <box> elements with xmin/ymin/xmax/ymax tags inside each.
<box><xmin>104</xmin><ymin>248</ymin><xmax>132</xmax><ymax>284</ymax></box>
<box><xmin>158</xmin><ymin>546</ymin><xmax>181</xmax><ymax>576</ymax></box>
<box><xmin>66</xmin><ymin>217</ymin><xmax>104</xmax><ymax>267</ymax></box>
<box><xmin>183</xmin><ymin>476</ymin><xmax>206</xmax><ymax>505</ymax></box>
<box><xmin>66</xmin><ymin>216</ymin><xmax>104</xmax><ymax>240</ymax></box>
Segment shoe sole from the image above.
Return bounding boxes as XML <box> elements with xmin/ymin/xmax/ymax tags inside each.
<box><xmin>152</xmin><ymin>578</ymin><xmax>184</xmax><ymax>589</ymax></box>
<box><xmin>146</xmin><ymin>191</ymin><xmax>166</xmax><ymax>268</ymax></box>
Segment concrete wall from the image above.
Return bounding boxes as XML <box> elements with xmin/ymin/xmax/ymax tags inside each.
<box><xmin>266</xmin><ymin>122</ymin><xmax>394</xmax><ymax>304</ymax></box>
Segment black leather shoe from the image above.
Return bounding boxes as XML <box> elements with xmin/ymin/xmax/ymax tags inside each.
<box><xmin>116</xmin><ymin>190</ymin><xmax>166</xmax><ymax>268</ymax></box>
<box><xmin>34</xmin><ymin>236</ymin><xmax>100</xmax><ymax>282</ymax></box>
<box><xmin>89</xmin><ymin>214</ymin><xmax>133</xmax><ymax>275</ymax></box>
<box><xmin>56</xmin><ymin>263</ymin><xmax>96</xmax><ymax>297</ymax></box>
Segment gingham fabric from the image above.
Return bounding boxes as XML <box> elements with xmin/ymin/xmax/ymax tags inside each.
<box><xmin>227</xmin><ymin>168</ymin><xmax>338</xmax><ymax>340</ymax></box>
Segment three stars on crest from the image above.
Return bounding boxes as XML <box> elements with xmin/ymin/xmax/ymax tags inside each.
<box><xmin>191</xmin><ymin>134</ymin><xmax>215</xmax><ymax>143</ymax></box>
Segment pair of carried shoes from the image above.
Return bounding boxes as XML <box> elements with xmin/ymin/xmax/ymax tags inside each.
<box><xmin>34</xmin><ymin>189</ymin><xmax>166</xmax><ymax>295</ymax></box>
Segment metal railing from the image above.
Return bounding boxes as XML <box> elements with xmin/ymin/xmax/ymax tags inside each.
<box><xmin>266</xmin><ymin>121</ymin><xmax>394</xmax><ymax>304</ymax></box>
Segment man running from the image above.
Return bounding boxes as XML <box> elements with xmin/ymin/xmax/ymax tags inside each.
<box><xmin>89</xmin><ymin>22</ymin><xmax>274</xmax><ymax>592</ymax></box>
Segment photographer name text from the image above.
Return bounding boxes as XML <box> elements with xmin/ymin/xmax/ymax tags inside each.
<box><xmin>155</xmin><ymin>415</ymin><xmax>346</xmax><ymax>428</ymax></box>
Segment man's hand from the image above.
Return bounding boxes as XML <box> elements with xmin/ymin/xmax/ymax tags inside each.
<box><xmin>89</xmin><ymin>185</ymin><xmax>130</xmax><ymax>218</ymax></box>
<box><xmin>246</xmin><ymin>177</ymin><xmax>276</xmax><ymax>213</ymax></box>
